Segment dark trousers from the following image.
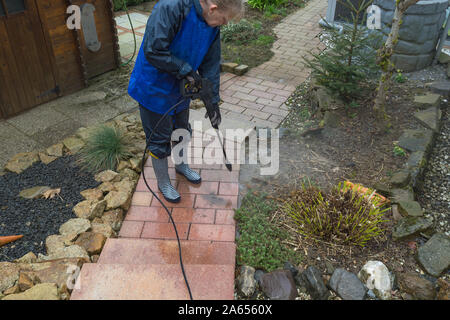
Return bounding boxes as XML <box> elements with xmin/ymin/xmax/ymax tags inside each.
<box><xmin>139</xmin><ymin>104</ymin><xmax>192</xmax><ymax>159</ymax></box>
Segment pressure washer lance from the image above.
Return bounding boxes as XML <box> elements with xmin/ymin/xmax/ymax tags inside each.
<box><xmin>180</xmin><ymin>78</ymin><xmax>232</xmax><ymax>172</ymax></box>
<box><xmin>140</xmin><ymin>78</ymin><xmax>231</xmax><ymax>300</ymax></box>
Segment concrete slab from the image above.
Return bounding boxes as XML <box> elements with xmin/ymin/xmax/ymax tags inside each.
<box><xmin>70</xmin><ymin>263</ymin><xmax>235</xmax><ymax>300</ymax></box>
<box><xmin>51</xmin><ymin>102</ymin><xmax>122</xmax><ymax>128</ymax></box>
<box><xmin>5</xmin><ymin>104</ymin><xmax>70</xmax><ymax>136</ymax></box>
<box><xmin>33</xmin><ymin>119</ymin><xmax>83</xmax><ymax>148</ymax></box>
<box><xmin>0</xmin><ymin>121</ymin><xmax>41</xmax><ymax>169</ymax></box>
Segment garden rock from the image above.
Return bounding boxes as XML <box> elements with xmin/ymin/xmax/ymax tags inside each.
<box><xmin>62</xmin><ymin>136</ymin><xmax>85</xmax><ymax>154</ymax></box>
<box><xmin>41</xmin><ymin>245</ymin><xmax>89</xmax><ymax>262</ymax></box>
<box><xmin>428</xmin><ymin>80</ymin><xmax>450</xmax><ymax>97</ymax></box>
<box><xmin>237</xmin><ymin>266</ymin><xmax>257</xmax><ymax>297</ymax></box>
<box><xmin>45</xmin><ymin>235</ymin><xmax>66</xmax><ymax>255</ymax></box>
<box><xmin>101</xmin><ymin>209</ymin><xmax>124</xmax><ymax>231</ymax></box>
<box><xmin>95</xmin><ymin>170</ymin><xmax>120</xmax><ymax>183</ymax></box>
<box><xmin>283</xmin><ymin>261</ymin><xmax>299</xmax><ymax>277</ymax></box>
<box><xmin>14</xmin><ymin>252</ymin><xmax>37</xmax><ymax>264</ymax></box>
<box><xmin>46</xmin><ymin>143</ymin><xmax>64</xmax><ymax>157</ymax></box>
<box><xmin>300</xmin><ymin>266</ymin><xmax>330</xmax><ymax>300</ymax></box>
<box><xmin>104</xmin><ymin>190</ymin><xmax>131</xmax><ymax>211</ymax></box>
<box><xmin>329</xmin><ymin>268</ymin><xmax>367</xmax><ymax>300</ymax></box>
<box><xmin>80</xmin><ymin>188</ymin><xmax>104</xmax><ymax>201</ymax></box>
<box><xmin>397</xmin><ymin>200</ymin><xmax>423</xmax><ymax>217</ymax></box>
<box><xmin>75</xmin><ymin>127</ymin><xmax>95</xmax><ymax>141</ymax></box>
<box><xmin>254</xmin><ymin>270</ymin><xmax>265</xmax><ymax>287</ymax></box>
<box><xmin>39</xmin><ymin>152</ymin><xmax>57</xmax><ymax>165</ymax></box>
<box><xmin>260</xmin><ymin>270</ymin><xmax>297</xmax><ymax>300</ymax></box>
<box><xmin>396</xmin><ymin>272</ymin><xmax>436</xmax><ymax>300</ymax></box>
<box><xmin>414</xmin><ymin>107</ymin><xmax>441</xmax><ymax>132</ymax></box>
<box><xmin>416</xmin><ymin>233</ymin><xmax>450</xmax><ymax>277</ymax></box>
<box><xmin>19</xmin><ymin>186</ymin><xmax>51</xmax><ymax>199</ymax></box>
<box><xmin>391</xmin><ymin>188</ymin><xmax>415</xmax><ymax>203</ymax></box>
<box><xmin>129</xmin><ymin>157</ymin><xmax>142</xmax><ymax>172</ymax></box>
<box><xmin>114</xmin><ymin>178</ymin><xmax>135</xmax><ymax>196</ymax></box>
<box><xmin>413</xmin><ymin>93</ymin><xmax>441</xmax><ymax>109</ymax></box>
<box><xmin>221</xmin><ymin>62</ymin><xmax>238</xmax><ymax>73</ymax></box>
<box><xmin>0</xmin><ymin>262</ymin><xmax>20</xmax><ymax>293</ymax></box>
<box><xmin>3</xmin><ymin>285</ymin><xmax>20</xmax><ymax>295</ymax></box>
<box><xmin>98</xmin><ymin>181</ymin><xmax>116</xmax><ymax>193</ymax></box>
<box><xmin>398</xmin><ymin>129</ymin><xmax>433</xmax><ymax>153</ymax></box>
<box><xmin>389</xmin><ymin>170</ymin><xmax>411</xmax><ymax>188</ymax></box>
<box><xmin>19</xmin><ymin>258</ymin><xmax>84</xmax><ymax>291</ymax></box>
<box><xmin>2</xmin><ymin>283</ymin><xmax>59</xmax><ymax>300</ymax></box>
<box><xmin>18</xmin><ymin>272</ymin><xmax>38</xmax><ymax>292</ymax></box>
<box><xmin>74</xmin><ymin>232</ymin><xmax>107</xmax><ymax>255</ymax></box>
<box><xmin>234</xmin><ymin>65</ymin><xmax>249</xmax><ymax>76</ymax></box>
<box><xmin>118</xmin><ymin>168</ymin><xmax>139</xmax><ymax>182</ymax></box>
<box><xmin>437</xmin><ymin>279</ymin><xmax>449</xmax><ymax>300</ymax></box>
<box><xmin>406</xmin><ymin>151</ymin><xmax>426</xmax><ymax>169</ymax></box>
<box><xmin>59</xmin><ymin>218</ymin><xmax>91</xmax><ymax>237</ymax></box>
<box><xmin>358</xmin><ymin>261</ymin><xmax>392</xmax><ymax>300</ymax></box>
<box><xmin>91</xmin><ymin>222</ymin><xmax>115</xmax><ymax>238</ymax></box>
<box><xmin>117</xmin><ymin>160</ymin><xmax>131</xmax><ymax>171</ymax></box>
<box><xmin>392</xmin><ymin>216</ymin><xmax>433</xmax><ymax>240</ymax></box>
<box><xmin>4</xmin><ymin>152</ymin><xmax>39</xmax><ymax>174</ymax></box>
<box><xmin>391</xmin><ymin>204</ymin><xmax>403</xmax><ymax>221</ymax></box>
<box><xmin>73</xmin><ymin>199</ymin><xmax>106</xmax><ymax>220</ymax></box>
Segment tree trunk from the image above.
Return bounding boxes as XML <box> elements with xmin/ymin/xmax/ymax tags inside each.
<box><xmin>373</xmin><ymin>0</ymin><xmax>419</xmax><ymax>127</ymax></box>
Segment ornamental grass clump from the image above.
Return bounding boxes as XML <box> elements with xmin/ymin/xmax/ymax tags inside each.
<box><xmin>283</xmin><ymin>182</ymin><xmax>389</xmax><ymax>247</ymax></box>
<box><xmin>77</xmin><ymin>125</ymin><xmax>133</xmax><ymax>173</ymax></box>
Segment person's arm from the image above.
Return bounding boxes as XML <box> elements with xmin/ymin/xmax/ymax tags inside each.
<box><xmin>143</xmin><ymin>0</ymin><xmax>193</xmax><ymax>79</ymax></box>
<box><xmin>197</xmin><ymin>29</ymin><xmax>221</xmax><ymax>105</ymax></box>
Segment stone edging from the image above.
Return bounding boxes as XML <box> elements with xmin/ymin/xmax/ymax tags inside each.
<box><xmin>0</xmin><ymin>112</ymin><xmax>146</xmax><ymax>300</ymax></box>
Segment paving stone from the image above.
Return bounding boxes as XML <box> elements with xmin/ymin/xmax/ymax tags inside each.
<box><xmin>414</xmin><ymin>107</ymin><xmax>441</xmax><ymax>132</ymax></box>
<box><xmin>141</xmin><ymin>222</ymin><xmax>190</xmax><ymax>240</ymax></box>
<box><xmin>398</xmin><ymin>129</ymin><xmax>433</xmax><ymax>153</ymax></box>
<box><xmin>189</xmin><ymin>224</ymin><xmax>235</xmax><ymax>241</ymax></box>
<box><xmin>417</xmin><ymin>233</ymin><xmax>450</xmax><ymax>277</ymax></box>
<box><xmin>389</xmin><ymin>169</ymin><xmax>411</xmax><ymax>188</ymax></box>
<box><xmin>70</xmin><ymin>264</ymin><xmax>235</xmax><ymax>300</ymax></box>
<box><xmin>427</xmin><ymin>80</ymin><xmax>450</xmax><ymax>97</ymax></box>
<box><xmin>397</xmin><ymin>200</ymin><xmax>423</xmax><ymax>217</ymax></box>
<box><xmin>98</xmin><ymin>238</ymin><xmax>235</xmax><ymax>265</ymax></box>
<box><xmin>413</xmin><ymin>93</ymin><xmax>441</xmax><ymax>109</ymax></box>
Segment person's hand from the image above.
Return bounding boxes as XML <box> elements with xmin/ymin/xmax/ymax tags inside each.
<box><xmin>186</xmin><ymin>71</ymin><xmax>202</xmax><ymax>86</ymax></box>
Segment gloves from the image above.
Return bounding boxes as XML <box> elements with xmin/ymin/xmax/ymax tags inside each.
<box><xmin>185</xmin><ymin>71</ymin><xmax>202</xmax><ymax>87</ymax></box>
<box><xmin>204</xmin><ymin>103</ymin><xmax>221</xmax><ymax>129</ymax></box>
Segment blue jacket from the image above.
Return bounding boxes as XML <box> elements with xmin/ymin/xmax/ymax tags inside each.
<box><xmin>128</xmin><ymin>0</ymin><xmax>221</xmax><ymax>115</ymax></box>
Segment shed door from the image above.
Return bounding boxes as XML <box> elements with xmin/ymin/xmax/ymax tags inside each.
<box><xmin>0</xmin><ymin>0</ymin><xmax>58</xmax><ymax>118</ymax></box>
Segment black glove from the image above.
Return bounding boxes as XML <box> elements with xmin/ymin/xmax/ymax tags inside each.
<box><xmin>185</xmin><ymin>70</ymin><xmax>202</xmax><ymax>87</ymax></box>
<box><xmin>204</xmin><ymin>103</ymin><xmax>221</xmax><ymax>129</ymax></box>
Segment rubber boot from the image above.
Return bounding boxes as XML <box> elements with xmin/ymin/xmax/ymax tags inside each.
<box><xmin>174</xmin><ymin>147</ymin><xmax>201</xmax><ymax>184</ymax></box>
<box><xmin>152</xmin><ymin>156</ymin><xmax>181</xmax><ymax>203</ymax></box>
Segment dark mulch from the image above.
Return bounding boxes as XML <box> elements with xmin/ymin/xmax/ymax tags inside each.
<box><xmin>0</xmin><ymin>155</ymin><xmax>100</xmax><ymax>262</ymax></box>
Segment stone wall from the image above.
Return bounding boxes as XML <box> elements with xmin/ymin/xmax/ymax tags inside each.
<box><xmin>374</xmin><ymin>0</ymin><xmax>449</xmax><ymax>71</ymax></box>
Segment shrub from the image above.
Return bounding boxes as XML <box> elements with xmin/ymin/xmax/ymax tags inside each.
<box><xmin>221</xmin><ymin>19</ymin><xmax>261</xmax><ymax>44</ymax></box>
<box><xmin>302</xmin><ymin>0</ymin><xmax>382</xmax><ymax>101</ymax></box>
<box><xmin>248</xmin><ymin>0</ymin><xmax>287</xmax><ymax>10</ymax></box>
<box><xmin>113</xmin><ymin>0</ymin><xmax>145</xmax><ymax>11</ymax></box>
<box><xmin>283</xmin><ymin>182</ymin><xmax>388</xmax><ymax>247</ymax></box>
<box><xmin>77</xmin><ymin>125</ymin><xmax>134</xmax><ymax>173</ymax></box>
<box><xmin>234</xmin><ymin>192</ymin><xmax>303</xmax><ymax>272</ymax></box>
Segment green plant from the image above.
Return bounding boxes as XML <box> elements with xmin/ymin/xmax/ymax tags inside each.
<box><xmin>283</xmin><ymin>182</ymin><xmax>389</xmax><ymax>247</ymax></box>
<box><xmin>393</xmin><ymin>145</ymin><xmax>407</xmax><ymax>157</ymax></box>
<box><xmin>221</xmin><ymin>19</ymin><xmax>260</xmax><ymax>44</ymax></box>
<box><xmin>253</xmin><ymin>34</ymin><xmax>275</xmax><ymax>46</ymax></box>
<box><xmin>394</xmin><ymin>69</ymin><xmax>407</xmax><ymax>83</ymax></box>
<box><xmin>302</xmin><ymin>0</ymin><xmax>382</xmax><ymax>101</ymax></box>
<box><xmin>234</xmin><ymin>192</ymin><xmax>303</xmax><ymax>272</ymax></box>
<box><xmin>248</xmin><ymin>0</ymin><xmax>286</xmax><ymax>10</ymax></box>
<box><xmin>77</xmin><ymin>125</ymin><xmax>134</xmax><ymax>173</ymax></box>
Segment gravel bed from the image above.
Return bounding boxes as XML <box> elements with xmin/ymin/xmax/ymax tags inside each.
<box><xmin>417</xmin><ymin>103</ymin><xmax>450</xmax><ymax>237</ymax></box>
<box><xmin>0</xmin><ymin>155</ymin><xmax>100</xmax><ymax>262</ymax></box>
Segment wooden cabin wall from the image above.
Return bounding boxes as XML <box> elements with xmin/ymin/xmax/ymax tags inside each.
<box><xmin>35</xmin><ymin>0</ymin><xmax>86</xmax><ymax>96</ymax></box>
<box><xmin>71</xmin><ymin>0</ymin><xmax>120</xmax><ymax>79</ymax></box>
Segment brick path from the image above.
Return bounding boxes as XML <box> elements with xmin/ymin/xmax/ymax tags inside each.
<box><xmin>71</xmin><ymin>0</ymin><xmax>327</xmax><ymax>300</ymax></box>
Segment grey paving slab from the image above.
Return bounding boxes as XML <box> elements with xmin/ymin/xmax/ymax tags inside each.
<box><xmin>5</xmin><ymin>104</ymin><xmax>70</xmax><ymax>136</ymax></box>
<box><xmin>32</xmin><ymin>119</ymin><xmax>83</xmax><ymax>148</ymax></box>
<box><xmin>0</xmin><ymin>120</ymin><xmax>41</xmax><ymax>169</ymax></box>
<box><xmin>110</xmin><ymin>95</ymin><xmax>139</xmax><ymax>114</ymax></box>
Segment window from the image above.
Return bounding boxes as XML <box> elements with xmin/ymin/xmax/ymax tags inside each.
<box><xmin>5</xmin><ymin>0</ymin><xmax>25</xmax><ymax>14</ymax></box>
<box><xmin>0</xmin><ymin>0</ymin><xmax>25</xmax><ymax>17</ymax></box>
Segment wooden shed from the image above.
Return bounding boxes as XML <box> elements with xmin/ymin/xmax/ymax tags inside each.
<box><xmin>0</xmin><ymin>0</ymin><xmax>121</xmax><ymax>119</ymax></box>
